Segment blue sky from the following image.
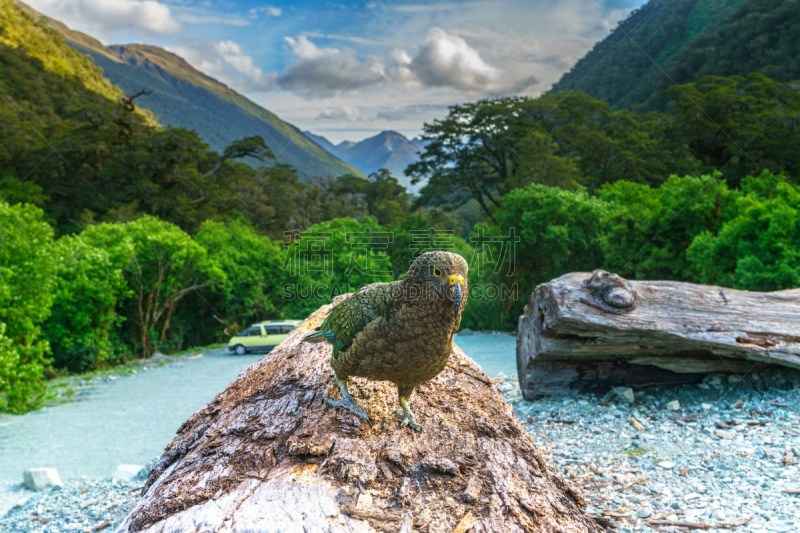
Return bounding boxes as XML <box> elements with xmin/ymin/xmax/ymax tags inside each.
<box><xmin>28</xmin><ymin>0</ymin><xmax>644</xmax><ymax>143</ymax></box>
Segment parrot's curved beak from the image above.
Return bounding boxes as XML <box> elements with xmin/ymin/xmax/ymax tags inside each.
<box><xmin>447</xmin><ymin>274</ymin><xmax>464</xmax><ymax>320</ymax></box>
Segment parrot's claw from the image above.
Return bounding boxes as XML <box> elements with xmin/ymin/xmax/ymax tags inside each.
<box><xmin>325</xmin><ymin>397</ymin><xmax>373</xmax><ymax>428</ymax></box>
<box><xmin>393</xmin><ymin>410</ymin><xmax>423</xmax><ymax>432</ymax></box>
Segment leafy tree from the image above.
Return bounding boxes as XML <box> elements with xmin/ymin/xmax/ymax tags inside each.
<box><xmin>0</xmin><ymin>200</ymin><xmax>57</xmax><ymax>412</ymax></box>
<box><xmin>332</xmin><ymin>170</ymin><xmax>412</xmax><ymax>225</ymax></box>
<box><xmin>288</xmin><ymin>176</ymin><xmax>368</xmax><ymax>230</ymax></box>
<box><xmin>688</xmin><ymin>172</ymin><xmax>800</xmax><ymax>290</ymax></box>
<box><xmin>81</xmin><ymin>216</ymin><xmax>223</xmax><ymax>356</ymax></box>
<box><xmin>0</xmin><ymin>323</ymin><xmax>26</xmax><ymax>411</ymax></box>
<box><xmin>465</xmin><ymin>185</ymin><xmax>608</xmax><ymax>330</ymax></box>
<box><xmin>281</xmin><ymin>217</ymin><xmax>396</xmax><ymax>318</ymax></box>
<box><xmin>408</xmin><ymin>93</ymin><xmax>699</xmax><ymax>219</ymax></box>
<box><xmin>383</xmin><ymin>212</ymin><xmax>471</xmax><ymax>276</ymax></box>
<box><xmin>664</xmin><ymin>74</ymin><xmax>800</xmax><ymax>186</ymax></box>
<box><xmin>43</xmin><ymin>235</ymin><xmax>130</xmax><ymax>372</ymax></box>
<box><xmin>596</xmin><ymin>173</ymin><xmax>731</xmax><ymax>280</ymax></box>
<box><xmin>407</xmin><ymin>97</ymin><xmax>536</xmax><ymax>222</ymax></box>
<box><xmin>204</xmin><ymin>136</ymin><xmax>275</xmax><ymax>177</ymax></box>
<box><xmin>229</xmin><ymin>161</ymin><xmax>314</xmax><ymax>239</ymax></box>
<box><xmin>0</xmin><ymin>176</ymin><xmax>48</xmax><ymax>207</ymax></box>
<box><xmin>194</xmin><ymin>218</ymin><xmax>287</xmax><ymax>336</ymax></box>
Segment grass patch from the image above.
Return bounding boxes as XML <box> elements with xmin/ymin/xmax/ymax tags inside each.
<box><xmin>623</xmin><ymin>446</ymin><xmax>651</xmax><ymax>458</ymax></box>
<box><xmin>169</xmin><ymin>343</ymin><xmax>223</xmax><ymax>357</ymax></box>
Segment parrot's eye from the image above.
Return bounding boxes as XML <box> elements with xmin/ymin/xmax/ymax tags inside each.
<box><xmin>434</xmin><ymin>267</ymin><xmax>442</xmax><ymax>277</ymax></box>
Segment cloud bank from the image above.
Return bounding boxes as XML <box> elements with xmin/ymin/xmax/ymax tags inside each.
<box><xmin>276</xmin><ymin>36</ymin><xmax>386</xmax><ymax>98</ymax></box>
<box><xmin>392</xmin><ymin>27</ymin><xmax>537</xmax><ymax>94</ymax></box>
<box><xmin>26</xmin><ymin>0</ymin><xmax>182</xmax><ymax>42</ymax></box>
<box><xmin>269</xmin><ymin>28</ymin><xmax>536</xmax><ymax>98</ymax></box>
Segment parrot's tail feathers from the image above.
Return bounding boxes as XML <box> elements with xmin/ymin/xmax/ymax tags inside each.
<box><xmin>303</xmin><ymin>329</ymin><xmax>326</xmax><ymax>343</ymax></box>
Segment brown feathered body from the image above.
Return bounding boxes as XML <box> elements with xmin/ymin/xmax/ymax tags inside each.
<box><xmin>307</xmin><ymin>251</ymin><xmax>469</xmax><ymax>392</ymax></box>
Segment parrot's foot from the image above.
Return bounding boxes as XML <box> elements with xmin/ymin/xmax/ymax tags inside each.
<box><xmin>393</xmin><ymin>410</ymin><xmax>423</xmax><ymax>431</ymax></box>
<box><xmin>325</xmin><ymin>396</ymin><xmax>373</xmax><ymax>427</ymax></box>
<box><xmin>394</xmin><ymin>392</ymin><xmax>423</xmax><ymax>431</ymax></box>
<box><xmin>327</xmin><ymin>377</ymin><xmax>372</xmax><ymax>427</ymax></box>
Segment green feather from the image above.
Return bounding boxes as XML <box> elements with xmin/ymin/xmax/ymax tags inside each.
<box><xmin>309</xmin><ymin>282</ymin><xmax>395</xmax><ymax>354</ymax></box>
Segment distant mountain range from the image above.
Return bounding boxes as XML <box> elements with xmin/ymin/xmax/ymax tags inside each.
<box><xmin>304</xmin><ymin>130</ymin><xmax>427</xmax><ymax>191</ymax></box>
<box><xmin>551</xmin><ymin>0</ymin><xmax>800</xmax><ymax>111</ymax></box>
<box><xmin>21</xmin><ymin>2</ymin><xmax>362</xmax><ymax>180</ymax></box>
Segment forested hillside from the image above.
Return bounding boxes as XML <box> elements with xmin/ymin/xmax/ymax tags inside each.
<box><xmin>24</xmin><ymin>2</ymin><xmax>362</xmax><ymax>180</ymax></box>
<box><xmin>551</xmin><ymin>0</ymin><xmax>800</xmax><ymax>110</ymax></box>
<box><xmin>0</xmin><ymin>0</ymin><xmax>367</xmax><ymax>235</ymax></box>
<box><xmin>0</xmin><ymin>0</ymin><xmax>155</xmax><ymax>166</ymax></box>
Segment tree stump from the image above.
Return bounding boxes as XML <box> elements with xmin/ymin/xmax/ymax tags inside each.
<box><xmin>518</xmin><ymin>270</ymin><xmax>800</xmax><ymax>399</ymax></box>
<box><xmin>116</xmin><ymin>295</ymin><xmax>608</xmax><ymax>533</ymax></box>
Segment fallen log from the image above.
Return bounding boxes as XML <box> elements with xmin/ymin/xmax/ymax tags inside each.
<box><xmin>116</xmin><ymin>295</ymin><xmax>608</xmax><ymax>533</ymax></box>
<box><xmin>517</xmin><ymin>270</ymin><xmax>800</xmax><ymax>399</ymax></box>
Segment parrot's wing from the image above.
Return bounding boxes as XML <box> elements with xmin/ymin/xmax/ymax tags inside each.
<box><xmin>304</xmin><ymin>282</ymin><xmax>395</xmax><ymax>358</ymax></box>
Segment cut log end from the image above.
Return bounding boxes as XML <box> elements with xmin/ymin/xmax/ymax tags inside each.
<box><xmin>518</xmin><ymin>271</ymin><xmax>800</xmax><ymax>399</ymax></box>
<box><xmin>116</xmin><ymin>296</ymin><xmax>608</xmax><ymax>533</ymax></box>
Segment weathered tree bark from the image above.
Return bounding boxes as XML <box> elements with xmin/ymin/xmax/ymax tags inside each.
<box><xmin>116</xmin><ymin>295</ymin><xmax>608</xmax><ymax>533</ymax></box>
<box><xmin>517</xmin><ymin>270</ymin><xmax>800</xmax><ymax>399</ymax></box>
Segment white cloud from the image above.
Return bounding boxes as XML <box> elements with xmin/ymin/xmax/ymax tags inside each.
<box><xmin>167</xmin><ymin>39</ymin><xmax>277</xmax><ymax>92</ymax></box>
<box><xmin>376</xmin><ymin>103</ymin><xmax>452</xmax><ymax>121</ymax></box>
<box><xmin>182</xmin><ymin>14</ymin><xmax>251</xmax><ymax>26</ymax></box>
<box><xmin>271</xmin><ymin>29</ymin><xmax>534</xmax><ymax>99</ymax></box>
<box><xmin>391</xmin><ymin>28</ymin><xmax>537</xmax><ymax>94</ymax></box>
<box><xmin>303</xmin><ymin>32</ymin><xmax>390</xmax><ymax>46</ymax></box>
<box><xmin>276</xmin><ymin>36</ymin><xmax>387</xmax><ymax>98</ymax></box>
<box><xmin>318</xmin><ymin>107</ymin><xmax>365</xmax><ymax>121</ymax></box>
<box><xmin>25</xmin><ymin>0</ymin><xmax>182</xmax><ymax>42</ymax></box>
<box><xmin>248</xmin><ymin>5</ymin><xmax>283</xmax><ymax>19</ymax></box>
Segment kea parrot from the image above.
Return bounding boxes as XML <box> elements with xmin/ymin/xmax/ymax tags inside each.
<box><xmin>304</xmin><ymin>251</ymin><xmax>468</xmax><ymax>431</ymax></box>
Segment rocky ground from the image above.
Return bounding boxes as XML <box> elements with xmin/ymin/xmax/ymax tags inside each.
<box><xmin>0</xmin><ymin>478</ymin><xmax>141</xmax><ymax>533</ymax></box>
<box><xmin>501</xmin><ymin>374</ymin><xmax>800</xmax><ymax>533</ymax></box>
<box><xmin>3</xmin><ymin>366</ymin><xmax>798</xmax><ymax>533</ymax></box>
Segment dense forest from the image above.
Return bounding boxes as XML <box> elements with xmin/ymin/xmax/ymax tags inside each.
<box><xmin>1</xmin><ymin>0</ymin><xmax>799</xmax><ymax>412</ymax></box>
<box><xmin>551</xmin><ymin>0</ymin><xmax>800</xmax><ymax>111</ymax></box>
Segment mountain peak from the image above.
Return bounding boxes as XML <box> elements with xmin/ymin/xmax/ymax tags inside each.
<box><xmin>304</xmin><ymin>130</ymin><xmax>427</xmax><ymax>191</ymax></box>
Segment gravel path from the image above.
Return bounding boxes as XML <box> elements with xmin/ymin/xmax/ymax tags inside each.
<box><xmin>502</xmin><ymin>374</ymin><xmax>800</xmax><ymax>533</ymax></box>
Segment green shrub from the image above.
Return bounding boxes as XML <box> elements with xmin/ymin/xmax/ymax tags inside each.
<box><xmin>464</xmin><ymin>185</ymin><xmax>608</xmax><ymax>330</ymax></box>
<box><xmin>194</xmin><ymin>218</ymin><xmax>287</xmax><ymax>336</ymax></box>
<box><xmin>0</xmin><ymin>201</ymin><xmax>57</xmax><ymax>412</ymax></box>
<box><xmin>81</xmin><ymin>216</ymin><xmax>224</xmax><ymax>356</ymax></box>
<box><xmin>597</xmin><ymin>173</ymin><xmax>732</xmax><ymax>280</ymax></box>
<box><xmin>688</xmin><ymin>172</ymin><xmax>800</xmax><ymax>290</ymax></box>
<box><xmin>43</xmin><ymin>235</ymin><xmax>130</xmax><ymax>372</ymax></box>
